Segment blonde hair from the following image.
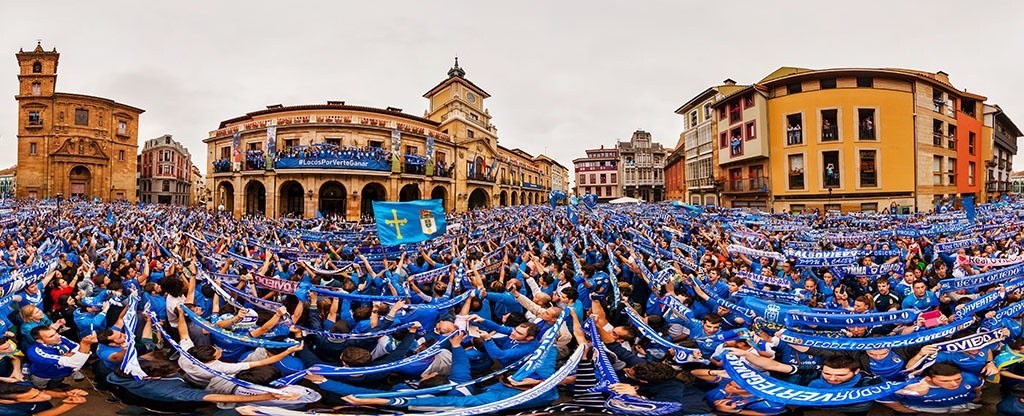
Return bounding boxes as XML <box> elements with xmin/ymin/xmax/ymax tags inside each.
<box><xmin>20</xmin><ymin>304</ymin><xmax>41</xmax><ymax>323</ymax></box>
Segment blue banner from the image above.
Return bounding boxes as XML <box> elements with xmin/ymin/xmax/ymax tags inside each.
<box><xmin>275</xmin><ymin>157</ymin><xmax>390</xmax><ymax>171</ymax></box>
<box><xmin>372</xmin><ymin>199</ymin><xmax>447</xmax><ymax>246</ymax></box>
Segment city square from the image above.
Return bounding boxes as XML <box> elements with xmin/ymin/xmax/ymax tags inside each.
<box><xmin>2</xmin><ymin>1</ymin><xmax>1024</xmax><ymax>415</ymax></box>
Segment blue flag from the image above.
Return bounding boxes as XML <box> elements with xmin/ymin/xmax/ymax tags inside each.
<box><xmin>316</xmin><ymin>210</ymin><xmax>323</xmax><ymax>219</ymax></box>
<box><xmin>105</xmin><ymin>210</ymin><xmax>115</xmax><ymax>225</ymax></box>
<box><xmin>372</xmin><ymin>199</ymin><xmax>447</xmax><ymax>246</ymax></box>
<box><xmin>568</xmin><ymin>204</ymin><xmax>579</xmax><ymax>226</ymax></box>
<box><xmin>964</xmin><ymin>195</ymin><xmax>976</xmax><ymax>223</ymax></box>
<box><xmin>582</xmin><ymin>193</ymin><xmax>598</xmax><ymax>209</ymax></box>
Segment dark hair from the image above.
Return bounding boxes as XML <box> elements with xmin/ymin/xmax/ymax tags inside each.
<box><xmin>0</xmin><ymin>383</ymin><xmax>33</xmax><ymax>397</ymax></box>
<box><xmin>822</xmin><ymin>354</ymin><xmax>860</xmax><ymax>371</ymax></box>
<box><xmin>702</xmin><ymin>314</ymin><xmax>724</xmax><ymax>325</ymax></box>
<box><xmin>926</xmin><ymin>362</ymin><xmax>962</xmax><ymax>378</ymax></box>
<box><xmin>419</xmin><ymin>373</ymin><xmax>451</xmax><ymax>388</ymax></box>
<box><xmin>341</xmin><ymin>346</ymin><xmax>372</xmax><ymax>366</ymax></box>
<box><xmin>518</xmin><ymin>322</ymin><xmax>541</xmax><ymax>339</ymax></box>
<box><xmin>30</xmin><ymin>325</ymin><xmax>53</xmax><ymax>341</ymax></box>
<box><xmin>561</xmin><ymin>287</ymin><xmax>579</xmax><ymax>302</ymax></box>
<box><xmin>161</xmin><ymin>276</ymin><xmax>187</xmax><ymax>297</ymax></box>
<box><xmin>632</xmin><ymin>361</ymin><xmax>676</xmax><ymax>383</ymax></box>
<box><xmin>189</xmin><ymin>345</ymin><xmax>219</xmax><ymax>362</ymax></box>
<box><xmin>139</xmin><ymin>358</ymin><xmax>180</xmax><ymax>378</ymax></box>
<box><xmin>236</xmin><ymin>365</ymin><xmax>281</xmax><ymax>384</ymax></box>
<box><xmin>647</xmin><ymin>314</ymin><xmax>666</xmax><ymax>331</ymax></box>
<box><xmin>503</xmin><ymin>313</ymin><xmax>528</xmax><ymax>328</ymax></box>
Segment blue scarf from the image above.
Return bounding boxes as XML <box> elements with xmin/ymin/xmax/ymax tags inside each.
<box><xmin>179</xmin><ymin>305</ymin><xmax>298</xmax><ymax>349</ymax></box>
<box><xmin>842</xmin><ymin>262</ymin><xmax>904</xmax><ymax>277</ymax></box>
<box><xmin>736</xmin><ymin>270</ymin><xmax>791</xmax><ymax>288</ymax></box>
<box><xmin>622</xmin><ymin>303</ymin><xmax>703</xmax><ymax>363</ymax></box>
<box><xmin>511</xmin><ymin>309</ymin><xmax>566</xmax><ymax>382</ymax></box>
<box><xmin>147</xmin><ymin>310</ymin><xmax>285</xmax><ymax>394</ymax></box>
<box><xmin>273</xmin><ymin>330</ymin><xmax>461</xmax><ymax>386</ymax></box>
<box><xmin>786</xmin><ymin>309</ymin><xmax>919</xmax><ymax>329</ymax></box>
<box><xmin>938</xmin><ymin>263</ymin><xmax>1024</xmax><ymax>293</ymax></box>
<box><xmin>778</xmin><ymin>317</ymin><xmax>975</xmax><ymax>350</ymax></box>
<box><xmin>721</xmin><ymin>353</ymin><xmax>910</xmax><ymax>406</ymax></box>
<box><xmin>934</xmin><ymin>237</ymin><xmax>985</xmax><ymax>253</ymax></box>
<box><xmin>120</xmin><ymin>296</ymin><xmax>147</xmax><ymax>379</ymax></box>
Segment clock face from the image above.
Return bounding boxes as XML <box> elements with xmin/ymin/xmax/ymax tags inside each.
<box><xmin>466</xmin><ymin>92</ymin><xmax>476</xmax><ymax>103</ymax></box>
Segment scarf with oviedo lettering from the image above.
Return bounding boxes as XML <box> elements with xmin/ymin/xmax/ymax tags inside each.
<box><xmin>906</xmin><ymin>329</ymin><xmax>1009</xmax><ymax>376</ymax></box>
<box><xmin>777</xmin><ymin>317</ymin><xmax>976</xmax><ymax>350</ymax></box>
<box><xmin>785</xmin><ymin>309</ymin><xmax>920</xmax><ymax>329</ymax></box>
<box><xmin>721</xmin><ymin>353</ymin><xmax>910</xmax><ymax>406</ymax></box>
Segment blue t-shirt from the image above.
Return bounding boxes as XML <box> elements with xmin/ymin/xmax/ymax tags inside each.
<box><xmin>869</xmin><ymin>350</ymin><xmax>907</xmax><ymax>380</ymax></box>
<box><xmin>890</xmin><ymin>372</ymin><xmax>982</xmax><ymax>409</ymax></box>
<box><xmin>705</xmin><ymin>384</ymin><xmax>786</xmax><ymax>415</ymax></box>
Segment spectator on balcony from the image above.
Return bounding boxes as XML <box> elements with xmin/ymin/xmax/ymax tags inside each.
<box><xmin>825</xmin><ymin>163</ymin><xmax>838</xmax><ymax>186</ymax></box>
<box><xmin>730</xmin><ymin>136</ymin><xmax>742</xmax><ymax>156</ymax></box>
<box><xmin>861</xmin><ymin>117</ymin><xmax>874</xmax><ymax>138</ymax></box>
<box><xmin>787</xmin><ymin>123</ymin><xmax>802</xmax><ymax>145</ymax></box>
<box><xmin>822</xmin><ymin>119</ymin><xmax>835</xmax><ymax>140</ymax></box>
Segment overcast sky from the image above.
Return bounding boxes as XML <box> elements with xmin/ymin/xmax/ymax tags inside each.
<box><xmin>1</xmin><ymin>1</ymin><xmax>1023</xmax><ymax>179</ymax></box>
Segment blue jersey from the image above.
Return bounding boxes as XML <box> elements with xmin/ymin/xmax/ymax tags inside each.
<box><xmin>869</xmin><ymin>350</ymin><xmax>907</xmax><ymax>380</ymax></box>
<box><xmin>705</xmin><ymin>384</ymin><xmax>786</xmax><ymax>415</ymax></box>
<box><xmin>892</xmin><ymin>372</ymin><xmax>982</xmax><ymax>409</ymax></box>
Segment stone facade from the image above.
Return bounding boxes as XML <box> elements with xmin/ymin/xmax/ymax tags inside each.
<box><xmin>138</xmin><ymin>135</ymin><xmax>192</xmax><ymax>205</ymax></box>
<box><xmin>204</xmin><ymin>60</ymin><xmax>556</xmax><ymax>219</ymax></box>
<box><xmin>14</xmin><ymin>43</ymin><xmax>144</xmax><ymax>201</ymax></box>
<box><xmin>617</xmin><ymin>130</ymin><xmax>666</xmax><ymax>202</ymax></box>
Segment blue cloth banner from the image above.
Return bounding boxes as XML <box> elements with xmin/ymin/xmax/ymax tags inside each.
<box><xmin>373</xmin><ymin>199</ymin><xmax>447</xmax><ymax>246</ymax></box>
<box><xmin>275</xmin><ymin>157</ymin><xmax>390</xmax><ymax>171</ymax></box>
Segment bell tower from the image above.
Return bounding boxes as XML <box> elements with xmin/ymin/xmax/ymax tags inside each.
<box><xmin>422</xmin><ymin>57</ymin><xmax>496</xmax><ymax>146</ymax></box>
<box><xmin>16</xmin><ymin>42</ymin><xmax>58</xmax><ymax>98</ymax></box>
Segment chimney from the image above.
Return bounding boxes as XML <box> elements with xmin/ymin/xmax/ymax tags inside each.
<box><xmin>327</xmin><ymin>100</ymin><xmax>345</xmax><ymax>106</ymax></box>
<box><xmin>386</xmin><ymin>106</ymin><xmax>403</xmax><ymax>112</ymax></box>
<box><xmin>723</xmin><ymin>78</ymin><xmax>737</xmax><ymax>85</ymax></box>
<box><xmin>266</xmin><ymin>104</ymin><xmax>283</xmax><ymax>110</ymax></box>
<box><xmin>935</xmin><ymin>71</ymin><xmax>950</xmax><ymax>84</ymax></box>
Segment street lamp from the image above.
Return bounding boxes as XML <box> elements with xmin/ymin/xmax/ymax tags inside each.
<box><xmin>827</xmin><ymin>187</ymin><xmax>833</xmax><ymax>211</ymax></box>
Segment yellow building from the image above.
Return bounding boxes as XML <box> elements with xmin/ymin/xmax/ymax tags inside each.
<box><xmin>761</xmin><ymin>68</ymin><xmax>916</xmax><ymax>213</ymax></box>
<box><xmin>204</xmin><ymin>59</ymin><xmax>553</xmax><ymax>219</ymax></box>
<box><xmin>761</xmin><ymin>67</ymin><xmax>995</xmax><ymax>213</ymax></box>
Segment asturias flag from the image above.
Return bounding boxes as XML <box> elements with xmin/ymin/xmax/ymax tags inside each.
<box><xmin>372</xmin><ymin>199</ymin><xmax>447</xmax><ymax>246</ymax></box>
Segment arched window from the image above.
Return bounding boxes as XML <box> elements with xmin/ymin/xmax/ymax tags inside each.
<box><xmin>32</xmin><ymin>61</ymin><xmax>41</xmax><ymax>73</ymax></box>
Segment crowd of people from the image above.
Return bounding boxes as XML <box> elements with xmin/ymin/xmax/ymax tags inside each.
<box><xmin>2</xmin><ymin>197</ymin><xmax>1024</xmax><ymax>415</ymax></box>
<box><xmin>276</xmin><ymin>144</ymin><xmax>391</xmax><ymax>164</ymax></box>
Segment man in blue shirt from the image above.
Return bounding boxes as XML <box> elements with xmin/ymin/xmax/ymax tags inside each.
<box><xmin>25</xmin><ymin>326</ymin><xmax>95</xmax><ymax>388</ymax></box>
<box><xmin>473</xmin><ymin>321</ymin><xmax>541</xmax><ymax>366</ymax></box>
<box><xmin>880</xmin><ymin>362</ymin><xmax>984</xmax><ymax>414</ymax></box>
<box><xmin>901</xmin><ymin>280</ymin><xmax>939</xmax><ymax>311</ymax></box>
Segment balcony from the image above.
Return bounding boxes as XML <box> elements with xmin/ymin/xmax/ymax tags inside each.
<box><xmin>987</xmin><ymin>181</ymin><xmax>1012</xmax><ymax>192</ymax></box>
<box><xmin>466</xmin><ymin>172</ymin><xmax>495</xmax><ymax>184</ymax></box>
<box><xmin>787</xmin><ymin>129</ymin><xmax>803</xmax><ymax>145</ymax></box>
<box><xmin>821</xmin><ymin>125</ymin><xmax>838</xmax><ymax>142</ymax></box>
<box><xmin>725</xmin><ymin>176</ymin><xmax>768</xmax><ymax>194</ymax></box>
<box><xmin>27</xmin><ymin>117</ymin><xmax>43</xmax><ymax>128</ymax></box>
<box><xmin>932</xmin><ymin>132</ymin><xmax>944</xmax><ymax>147</ymax></box>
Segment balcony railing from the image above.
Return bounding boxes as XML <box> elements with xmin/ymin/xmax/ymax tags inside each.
<box><xmin>947</xmin><ymin>135</ymin><xmax>956</xmax><ymax>149</ymax></box>
<box><xmin>789</xmin><ymin>172</ymin><xmax>805</xmax><ymax>189</ymax></box>
<box><xmin>466</xmin><ymin>172</ymin><xmax>495</xmax><ymax>183</ymax></box>
<box><xmin>787</xmin><ymin>129</ymin><xmax>803</xmax><ymax>145</ymax></box>
<box><xmin>932</xmin><ymin>132</ymin><xmax>944</xmax><ymax>146</ymax></box>
<box><xmin>27</xmin><ymin>118</ymin><xmax>44</xmax><ymax>127</ymax></box>
<box><xmin>821</xmin><ymin>125</ymin><xmax>838</xmax><ymax>141</ymax></box>
<box><xmin>726</xmin><ymin>176</ymin><xmax>768</xmax><ymax>193</ymax></box>
<box><xmin>987</xmin><ymin>181</ymin><xmax>1012</xmax><ymax>192</ymax></box>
